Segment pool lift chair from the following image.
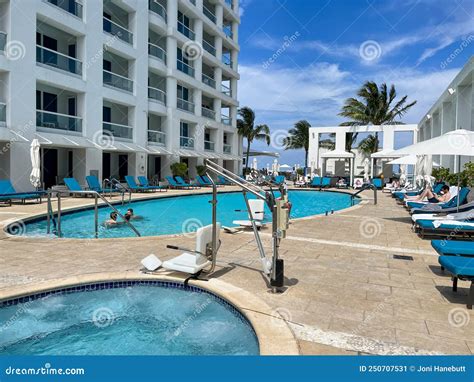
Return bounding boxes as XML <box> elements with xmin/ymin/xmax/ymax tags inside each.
<box><xmin>141</xmin><ymin>160</ymin><xmax>290</xmax><ymax>292</ymax></box>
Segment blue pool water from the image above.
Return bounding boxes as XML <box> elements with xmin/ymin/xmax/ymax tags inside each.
<box><xmin>19</xmin><ymin>190</ymin><xmax>357</xmax><ymax>239</ymax></box>
<box><xmin>0</xmin><ymin>284</ymin><xmax>259</xmax><ymax>355</ymax></box>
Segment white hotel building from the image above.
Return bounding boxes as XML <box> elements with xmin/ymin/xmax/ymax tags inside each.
<box><xmin>0</xmin><ymin>0</ymin><xmax>241</xmax><ymax>191</ymax></box>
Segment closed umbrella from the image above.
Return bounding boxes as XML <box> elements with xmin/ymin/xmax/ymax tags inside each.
<box><xmin>30</xmin><ymin>139</ymin><xmax>41</xmax><ymax>189</ymax></box>
<box><xmin>363</xmin><ymin>158</ymin><xmax>370</xmax><ymax>182</ymax></box>
<box><xmin>400</xmin><ymin>164</ymin><xmax>407</xmax><ymax>185</ymax></box>
<box><xmin>272</xmin><ymin>159</ymin><xmax>278</xmax><ymax>175</ymax></box>
<box><xmin>252</xmin><ymin>157</ymin><xmax>258</xmax><ymax>170</ymax></box>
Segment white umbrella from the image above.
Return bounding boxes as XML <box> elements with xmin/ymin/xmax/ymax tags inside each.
<box><xmin>387</xmin><ymin>155</ymin><xmax>440</xmax><ymax>167</ymax></box>
<box><xmin>389</xmin><ymin>129</ymin><xmax>474</xmax><ymax>210</ymax></box>
<box><xmin>400</xmin><ymin>164</ymin><xmax>407</xmax><ymax>185</ymax></box>
<box><xmin>252</xmin><ymin>157</ymin><xmax>258</xmax><ymax>170</ymax></box>
<box><xmin>272</xmin><ymin>159</ymin><xmax>279</xmax><ymax>175</ymax></box>
<box><xmin>363</xmin><ymin>158</ymin><xmax>370</xmax><ymax>182</ymax></box>
<box><xmin>279</xmin><ymin>164</ymin><xmax>292</xmax><ymax>172</ymax></box>
<box><xmin>30</xmin><ymin>139</ymin><xmax>41</xmax><ymax>188</ymax></box>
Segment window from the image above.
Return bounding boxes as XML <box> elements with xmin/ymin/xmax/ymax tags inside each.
<box><xmin>177</xmin><ymin>85</ymin><xmax>189</xmax><ymax>100</ymax></box>
<box><xmin>180</xmin><ymin>122</ymin><xmax>189</xmax><ymax>137</ymax></box>
<box><xmin>178</xmin><ymin>11</ymin><xmax>190</xmax><ymax>28</ymax></box>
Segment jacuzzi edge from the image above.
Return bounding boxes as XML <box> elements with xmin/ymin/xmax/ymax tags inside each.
<box><xmin>0</xmin><ymin>272</ymin><xmax>300</xmax><ymax>356</ymax></box>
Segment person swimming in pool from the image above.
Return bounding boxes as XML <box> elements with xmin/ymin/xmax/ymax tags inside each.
<box><xmin>405</xmin><ymin>185</ymin><xmax>451</xmax><ymax>204</ymax></box>
<box><xmin>105</xmin><ymin>212</ymin><xmax>119</xmax><ymax>226</ymax></box>
<box><xmin>124</xmin><ymin>208</ymin><xmax>143</xmax><ymax>221</ymax></box>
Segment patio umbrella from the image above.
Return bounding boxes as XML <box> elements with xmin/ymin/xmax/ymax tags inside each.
<box><xmin>29</xmin><ymin>139</ymin><xmax>41</xmax><ymax>189</ymax></box>
<box><xmin>400</xmin><ymin>164</ymin><xmax>407</xmax><ymax>185</ymax></box>
<box><xmin>279</xmin><ymin>164</ymin><xmax>292</xmax><ymax>172</ymax></box>
<box><xmin>252</xmin><ymin>157</ymin><xmax>258</xmax><ymax>170</ymax></box>
<box><xmin>363</xmin><ymin>158</ymin><xmax>370</xmax><ymax>182</ymax></box>
<box><xmin>387</xmin><ymin>155</ymin><xmax>440</xmax><ymax>167</ymax></box>
<box><xmin>389</xmin><ymin>129</ymin><xmax>474</xmax><ymax>210</ymax></box>
<box><xmin>272</xmin><ymin>159</ymin><xmax>279</xmax><ymax>175</ymax></box>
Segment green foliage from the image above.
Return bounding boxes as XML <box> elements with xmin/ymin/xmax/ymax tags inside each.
<box><xmin>432</xmin><ymin>163</ymin><xmax>474</xmax><ymax>187</ymax></box>
<box><xmin>296</xmin><ymin>168</ymin><xmax>304</xmax><ymax>176</ymax></box>
<box><xmin>358</xmin><ymin>134</ymin><xmax>380</xmax><ymax>155</ymax></box>
<box><xmin>196</xmin><ymin>165</ymin><xmax>207</xmax><ymax>176</ymax></box>
<box><xmin>170</xmin><ymin>162</ymin><xmax>188</xmax><ymax>177</ymax></box>
<box><xmin>284</xmin><ymin>120</ymin><xmax>311</xmax><ymax>167</ymax></box>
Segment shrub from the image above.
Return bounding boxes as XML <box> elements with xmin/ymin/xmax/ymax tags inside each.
<box><xmin>196</xmin><ymin>165</ymin><xmax>207</xmax><ymax>176</ymax></box>
<box><xmin>170</xmin><ymin>162</ymin><xmax>188</xmax><ymax>177</ymax></box>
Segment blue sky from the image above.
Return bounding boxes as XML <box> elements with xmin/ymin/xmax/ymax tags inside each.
<box><xmin>237</xmin><ymin>0</ymin><xmax>474</xmax><ymax>167</ymax></box>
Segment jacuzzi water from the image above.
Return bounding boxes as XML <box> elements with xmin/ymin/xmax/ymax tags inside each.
<box><xmin>17</xmin><ymin>190</ymin><xmax>358</xmax><ymax>239</ymax></box>
<box><xmin>0</xmin><ymin>284</ymin><xmax>259</xmax><ymax>355</ymax></box>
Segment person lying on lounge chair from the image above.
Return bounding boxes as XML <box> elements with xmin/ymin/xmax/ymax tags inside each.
<box><xmin>405</xmin><ymin>185</ymin><xmax>451</xmax><ymax>203</ymax></box>
<box><xmin>125</xmin><ymin>208</ymin><xmax>143</xmax><ymax>221</ymax></box>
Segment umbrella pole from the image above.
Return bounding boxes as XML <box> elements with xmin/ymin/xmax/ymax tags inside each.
<box><xmin>457</xmin><ymin>155</ymin><xmax>461</xmax><ymax>212</ymax></box>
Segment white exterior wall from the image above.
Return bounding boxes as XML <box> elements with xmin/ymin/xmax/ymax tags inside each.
<box><xmin>0</xmin><ymin>0</ymin><xmax>241</xmax><ymax>191</ymax></box>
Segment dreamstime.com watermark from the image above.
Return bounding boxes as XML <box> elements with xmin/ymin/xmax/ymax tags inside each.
<box><xmin>262</xmin><ymin>31</ymin><xmax>300</xmax><ymax>69</ymax></box>
<box><xmin>4</xmin><ymin>363</ymin><xmax>85</xmax><ymax>376</ymax></box>
<box><xmin>440</xmin><ymin>35</ymin><xmax>474</xmax><ymax>69</ymax></box>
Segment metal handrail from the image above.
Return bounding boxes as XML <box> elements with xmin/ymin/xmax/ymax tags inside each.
<box><xmin>351</xmin><ymin>183</ymin><xmax>377</xmax><ymax>205</ymax></box>
<box><xmin>103</xmin><ymin>177</ymin><xmax>132</xmax><ymax>204</ymax></box>
<box><xmin>46</xmin><ymin>189</ymin><xmax>140</xmax><ymax>238</ymax></box>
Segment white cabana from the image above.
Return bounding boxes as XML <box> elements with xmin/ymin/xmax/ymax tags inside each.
<box><xmin>29</xmin><ymin>139</ymin><xmax>41</xmax><ymax>188</ymax></box>
<box><xmin>370</xmin><ymin>150</ymin><xmax>404</xmax><ymax>178</ymax></box>
<box><xmin>320</xmin><ymin>149</ymin><xmax>356</xmax><ymax>186</ymax></box>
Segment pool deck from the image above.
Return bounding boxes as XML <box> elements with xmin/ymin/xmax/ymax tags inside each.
<box><xmin>0</xmin><ymin>187</ymin><xmax>473</xmax><ymax>355</ymax></box>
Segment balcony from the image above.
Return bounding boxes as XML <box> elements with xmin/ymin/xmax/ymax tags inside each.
<box><xmin>103</xmin><ymin>17</ymin><xmax>133</xmax><ymax>45</ymax></box>
<box><xmin>45</xmin><ymin>0</ymin><xmax>83</xmax><ymax>18</ymax></box>
<box><xmin>221</xmin><ymin>83</ymin><xmax>231</xmax><ymax>96</ymax></box>
<box><xmin>0</xmin><ymin>32</ymin><xmax>6</xmax><ymax>53</ymax></box>
<box><xmin>148</xmin><ymin>0</ymin><xmax>166</xmax><ymax>22</ymax></box>
<box><xmin>148</xmin><ymin>87</ymin><xmax>166</xmax><ymax>105</ymax></box>
<box><xmin>202</xmin><ymin>40</ymin><xmax>216</xmax><ymax>56</ymax></box>
<box><xmin>222</xmin><ymin>55</ymin><xmax>233</xmax><ymax>69</ymax></box>
<box><xmin>224</xmin><ymin>0</ymin><xmax>233</xmax><ymax>10</ymax></box>
<box><xmin>202</xmin><ymin>107</ymin><xmax>216</xmax><ymax>120</ymax></box>
<box><xmin>103</xmin><ymin>70</ymin><xmax>133</xmax><ymax>93</ymax></box>
<box><xmin>36</xmin><ymin>45</ymin><xmax>82</xmax><ymax>76</ymax></box>
<box><xmin>0</xmin><ymin>103</ymin><xmax>6</xmax><ymax>124</ymax></box>
<box><xmin>37</xmin><ymin>110</ymin><xmax>82</xmax><ymax>133</ymax></box>
<box><xmin>180</xmin><ymin>136</ymin><xmax>194</xmax><ymax>148</ymax></box>
<box><xmin>103</xmin><ymin>122</ymin><xmax>133</xmax><ymax>140</ymax></box>
<box><xmin>177</xmin><ymin>98</ymin><xmax>195</xmax><ymax>113</ymax></box>
<box><xmin>148</xmin><ymin>130</ymin><xmax>166</xmax><ymax>145</ymax></box>
<box><xmin>221</xmin><ymin>115</ymin><xmax>231</xmax><ymax>126</ymax></box>
<box><xmin>178</xmin><ymin>21</ymin><xmax>195</xmax><ymax>40</ymax></box>
<box><xmin>177</xmin><ymin>59</ymin><xmax>195</xmax><ymax>77</ymax></box>
<box><xmin>223</xmin><ymin>143</ymin><xmax>232</xmax><ymax>154</ymax></box>
<box><xmin>203</xmin><ymin>5</ymin><xmax>216</xmax><ymax>23</ymax></box>
<box><xmin>204</xmin><ymin>140</ymin><xmax>215</xmax><ymax>151</ymax></box>
<box><xmin>202</xmin><ymin>73</ymin><xmax>216</xmax><ymax>88</ymax></box>
<box><xmin>188</xmin><ymin>0</ymin><xmax>196</xmax><ymax>5</ymax></box>
<box><xmin>148</xmin><ymin>42</ymin><xmax>166</xmax><ymax>62</ymax></box>
<box><xmin>223</xmin><ymin>25</ymin><xmax>233</xmax><ymax>39</ymax></box>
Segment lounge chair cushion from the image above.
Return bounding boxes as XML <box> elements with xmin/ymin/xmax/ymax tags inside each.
<box><xmin>417</xmin><ymin>219</ymin><xmax>474</xmax><ymax>231</ymax></box>
<box><xmin>64</xmin><ymin>178</ymin><xmax>83</xmax><ymax>192</ymax></box>
<box><xmin>432</xmin><ymin>240</ymin><xmax>474</xmax><ymax>257</ymax></box>
<box><xmin>439</xmin><ymin>255</ymin><xmax>474</xmax><ymax>277</ymax></box>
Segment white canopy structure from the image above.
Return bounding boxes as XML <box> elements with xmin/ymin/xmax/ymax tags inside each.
<box><xmin>320</xmin><ymin>149</ymin><xmax>356</xmax><ymax>185</ymax></box>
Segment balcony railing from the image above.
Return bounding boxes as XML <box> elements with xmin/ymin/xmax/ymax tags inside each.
<box><xmin>202</xmin><ymin>39</ymin><xmax>216</xmax><ymax>56</ymax></box>
<box><xmin>103</xmin><ymin>17</ymin><xmax>133</xmax><ymax>45</ymax></box>
<box><xmin>202</xmin><ymin>107</ymin><xmax>216</xmax><ymax>120</ymax></box>
<box><xmin>147</xmin><ymin>130</ymin><xmax>166</xmax><ymax>145</ymax></box>
<box><xmin>222</xmin><ymin>55</ymin><xmax>233</xmax><ymax>69</ymax></box>
<box><xmin>103</xmin><ymin>122</ymin><xmax>133</xmax><ymax>140</ymax></box>
<box><xmin>177</xmin><ymin>98</ymin><xmax>195</xmax><ymax>113</ymax></box>
<box><xmin>103</xmin><ymin>70</ymin><xmax>133</xmax><ymax>93</ymax></box>
<box><xmin>224</xmin><ymin>0</ymin><xmax>234</xmax><ymax>10</ymax></box>
<box><xmin>180</xmin><ymin>136</ymin><xmax>194</xmax><ymax>148</ymax></box>
<box><xmin>223</xmin><ymin>25</ymin><xmax>233</xmax><ymax>39</ymax></box>
<box><xmin>204</xmin><ymin>140</ymin><xmax>215</xmax><ymax>151</ymax></box>
<box><xmin>202</xmin><ymin>73</ymin><xmax>216</xmax><ymax>88</ymax></box>
<box><xmin>46</xmin><ymin>0</ymin><xmax>83</xmax><ymax>18</ymax></box>
<box><xmin>188</xmin><ymin>0</ymin><xmax>196</xmax><ymax>6</ymax></box>
<box><xmin>148</xmin><ymin>86</ymin><xmax>166</xmax><ymax>105</ymax></box>
<box><xmin>178</xmin><ymin>21</ymin><xmax>195</xmax><ymax>40</ymax></box>
<box><xmin>177</xmin><ymin>59</ymin><xmax>195</xmax><ymax>77</ymax></box>
<box><xmin>36</xmin><ymin>45</ymin><xmax>82</xmax><ymax>76</ymax></box>
<box><xmin>221</xmin><ymin>83</ymin><xmax>231</xmax><ymax>96</ymax></box>
<box><xmin>203</xmin><ymin>4</ymin><xmax>216</xmax><ymax>23</ymax></box>
<box><xmin>223</xmin><ymin>143</ymin><xmax>232</xmax><ymax>154</ymax></box>
<box><xmin>37</xmin><ymin>110</ymin><xmax>82</xmax><ymax>132</ymax></box>
<box><xmin>0</xmin><ymin>32</ymin><xmax>6</xmax><ymax>53</ymax></box>
<box><xmin>148</xmin><ymin>0</ymin><xmax>167</xmax><ymax>21</ymax></box>
<box><xmin>0</xmin><ymin>103</ymin><xmax>6</xmax><ymax>124</ymax></box>
<box><xmin>148</xmin><ymin>42</ymin><xmax>166</xmax><ymax>62</ymax></box>
<box><xmin>221</xmin><ymin>115</ymin><xmax>231</xmax><ymax>126</ymax></box>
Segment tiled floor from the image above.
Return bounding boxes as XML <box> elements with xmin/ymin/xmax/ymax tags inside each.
<box><xmin>0</xmin><ymin>188</ymin><xmax>472</xmax><ymax>355</ymax></box>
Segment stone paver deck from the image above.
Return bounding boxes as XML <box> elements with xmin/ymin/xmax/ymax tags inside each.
<box><xmin>0</xmin><ymin>188</ymin><xmax>472</xmax><ymax>355</ymax></box>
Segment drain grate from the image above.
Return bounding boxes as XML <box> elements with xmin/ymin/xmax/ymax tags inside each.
<box><xmin>393</xmin><ymin>254</ymin><xmax>414</xmax><ymax>261</ymax></box>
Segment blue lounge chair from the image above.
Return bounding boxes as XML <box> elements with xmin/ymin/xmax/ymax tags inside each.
<box><xmin>0</xmin><ymin>179</ymin><xmax>46</xmax><ymax>205</ymax></box>
<box><xmin>321</xmin><ymin>177</ymin><xmax>331</xmax><ymax>188</ymax></box>
<box><xmin>432</xmin><ymin>240</ymin><xmax>474</xmax><ymax>257</ymax></box>
<box><xmin>310</xmin><ymin>177</ymin><xmax>322</xmax><ymax>188</ymax></box>
<box><xmin>372</xmin><ymin>178</ymin><xmax>383</xmax><ymax>189</ymax></box>
<box><xmin>165</xmin><ymin>176</ymin><xmax>194</xmax><ymax>189</ymax></box>
<box><xmin>438</xmin><ymin>255</ymin><xmax>474</xmax><ymax>309</ymax></box>
<box><xmin>416</xmin><ymin>219</ymin><xmax>474</xmax><ymax>238</ymax></box>
<box><xmin>175</xmin><ymin>176</ymin><xmax>198</xmax><ymax>189</ymax></box>
<box><xmin>196</xmin><ymin>175</ymin><xmax>212</xmax><ymax>187</ymax></box>
<box><xmin>394</xmin><ymin>183</ymin><xmax>445</xmax><ymax>201</ymax></box>
<box><xmin>64</xmin><ymin>178</ymin><xmax>89</xmax><ymax>197</ymax></box>
<box><xmin>410</xmin><ymin>187</ymin><xmax>470</xmax><ymax>212</ymax></box>
<box><xmin>125</xmin><ymin>176</ymin><xmax>155</xmax><ymax>192</ymax></box>
<box><xmin>273</xmin><ymin>175</ymin><xmax>285</xmax><ymax>185</ymax></box>
<box><xmin>217</xmin><ymin>175</ymin><xmax>231</xmax><ymax>186</ymax></box>
<box><xmin>137</xmin><ymin>176</ymin><xmax>167</xmax><ymax>192</ymax></box>
<box><xmin>85</xmin><ymin>175</ymin><xmax>121</xmax><ymax>195</ymax></box>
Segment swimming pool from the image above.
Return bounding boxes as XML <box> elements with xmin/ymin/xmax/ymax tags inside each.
<box><xmin>15</xmin><ymin>190</ymin><xmax>358</xmax><ymax>239</ymax></box>
<box><xmin>0</xmin><ymin>281</ymin><xmax>259</xmax><ymax>355</ymax></box>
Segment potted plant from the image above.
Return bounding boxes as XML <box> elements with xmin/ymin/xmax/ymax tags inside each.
<box><xmin>170</xmin><ymin>162</ymin><xmax>188</xmax><ymax>180</ymax></box>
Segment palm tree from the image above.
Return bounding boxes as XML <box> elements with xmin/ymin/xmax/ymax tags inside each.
<box><xmin>237</xmin><ymin>107</ymin><xmax>270</xmax><ymax>174</ymax></box>
<box><xmin>357</xmin><ymin>134</ymin><xmax>379</xmax><ymax>156</ymax></box>
<box><xmin>339</xmin><ymin>81</ymin><xmax>417</xmax><ymax>152</ymax></box>
<box><xmin>283</xmin><ymin>120</ymin><xmax>311</xmax><ymax>168</ymax></box>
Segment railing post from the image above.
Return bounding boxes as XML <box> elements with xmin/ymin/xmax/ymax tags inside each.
<box><xmin>94</xmin><ymin>193</ymin><xmax>99</xmax><ymax>238</ymax></box>
<box><xmin>46</xmin><ymin>192</ymin><xmax>51</xmax><ymax>234</ymax></box>
<box><xmin>57</xmin><ymin>193</ymin><xmax>62</xmax><ymax>237</ymax></box>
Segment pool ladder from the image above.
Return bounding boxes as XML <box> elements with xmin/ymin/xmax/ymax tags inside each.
<box><xmin>351</xmin><ymin>184</ymin><xmax>377</xmax><ymax>205</ymax></box>
<box><xmin>46</xmin><ymin>190</ymin><xmax>141</xmax><ymax>238</ymax></box>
